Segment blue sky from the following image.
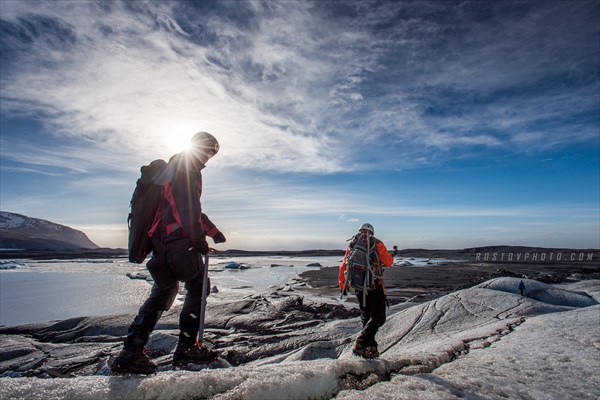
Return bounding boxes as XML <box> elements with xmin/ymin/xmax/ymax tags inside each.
<box><xmin>1</xmin><ymin>0</ymin><xmax>598</xmax><ymax>250</ymax></box>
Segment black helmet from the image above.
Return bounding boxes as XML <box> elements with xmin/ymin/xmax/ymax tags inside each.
<box><xmin>190</xmin><ymin>131</ymin><xmax>220</xmax><ymax>159</ymax></box>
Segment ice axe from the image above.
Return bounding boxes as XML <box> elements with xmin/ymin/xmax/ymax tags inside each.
<box><xmin>197</xmin><ymin>252</ymin><xmax>210</xmax><ymax>344</ymax></box>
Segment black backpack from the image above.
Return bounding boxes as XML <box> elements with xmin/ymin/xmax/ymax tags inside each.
<box><xmin>346</xmin><ymin>233</ymin><xmax>381</xmax><ymax>292</ymax></box>
<box><xmin>127</xmin><ymin>159</ymin><xmax>168</xmax><ymax>263</ymax></box>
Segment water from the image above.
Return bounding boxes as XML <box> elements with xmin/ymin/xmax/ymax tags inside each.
<box><xmin>0</xmin><ymin>271</ymin><xmax>151</xmax><ymax>326</ymax></box>
<box><xmin>208</xmin><ymin>255</ymin><xmax>341</xmax><ymax>290</ymax></box>
<box><xmin>0</xmin><ymin>255</ymin><xmax>455</xmax><ymax>327</ymax></box>
<box><xmin>0</xmin><ymin>256</ymin><xmax>342</xmax><ymax>327</ymax></box>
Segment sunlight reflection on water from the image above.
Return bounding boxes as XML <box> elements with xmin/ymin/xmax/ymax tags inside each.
<box><xmin>0</xmin><ymin>271</ymin><xmax>150</xmax><ymax>326</ymax></box>
<box><xmin>0</xmin><ymin>255</ymin><xmax>454</xmax><ymax>326</ymax></box>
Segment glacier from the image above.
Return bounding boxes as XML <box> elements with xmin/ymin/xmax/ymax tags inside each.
<box><xmin>0</xmin><ymin>277</ymin><xmax>598</xmax><ymax>400</ymax></box>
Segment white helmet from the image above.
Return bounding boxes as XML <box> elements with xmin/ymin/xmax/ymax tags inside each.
<box><xmin>359</xmin><ymin>223</ymin><xmax>374</xmax><ymax>235</ymax></box>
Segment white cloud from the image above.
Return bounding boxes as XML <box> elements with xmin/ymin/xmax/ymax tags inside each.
<box><xmin>1</xmin><ymin>1</ymin><xmax>597</xmax><ymax>250</ymax></box>
<box><xmin>1</xmin><ymin>0</ymin><xmax>597</xmax><ymax>175</ymax></box>
<box><xmin>0</xmin><ymin>1</ymin><xmax>345</xmax><ymax>173</ymax></box>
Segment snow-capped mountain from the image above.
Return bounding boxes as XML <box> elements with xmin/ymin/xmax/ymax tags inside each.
<box><xmin>0</xmin><ymin>211</ymin><xmax>99</xmax><ymax>250</ymax></box>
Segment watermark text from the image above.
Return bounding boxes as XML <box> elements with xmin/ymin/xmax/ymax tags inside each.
<box><xmin>475</xmin><ymin>252</ymin><xmax>596</xmax><ymax>262</ymax></box>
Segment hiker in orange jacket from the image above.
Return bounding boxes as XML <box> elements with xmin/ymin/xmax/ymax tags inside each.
<box><xmin>339</xmin><ymin>223</ymin><xmax>393</xmax><ymax>359</ymax></box>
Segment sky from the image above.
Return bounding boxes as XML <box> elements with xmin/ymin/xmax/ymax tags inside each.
<box><xmin>0</xmin><ymin>0</ymin><xmax>598</xmax><ymax>251</ymax></box>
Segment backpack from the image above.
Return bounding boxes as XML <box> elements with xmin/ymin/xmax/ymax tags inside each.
<box><xmin>127</xmin><ymin>159</ymin><xmax>168</xmax><ymax>263</ymax></box>
<box><xmin>346</xmin><ymin>232</ymin><xmax>381</xmax><ymax>292</ymax></box>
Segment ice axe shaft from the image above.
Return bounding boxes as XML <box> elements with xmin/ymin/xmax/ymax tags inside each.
<box><xmin>198</xmin><ymin>252</ymin><xmax>209</xmax><ymax>344</ymax></box>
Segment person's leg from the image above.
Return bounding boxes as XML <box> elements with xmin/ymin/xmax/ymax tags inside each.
<box><xmin>367</xmin><ymin>285</ymin><xmax>387</xmax><ymax>344</ymax></box>
<box><xmin>167</xmin><ymin>250</ymin><xmax>219</xmax><ymax>364</ymax></box>
<box><xmin>356</xmin><ymin>286</ymin><xmax>386</xmax><ymax>345</ymax></box>
<box><xmin>364</xmin><ymin>284</ymin><xmax>386</xmax><ymax>353</ymax></box>
<box><xmin>354</xmin><ymin>285</ymin><xmax>386</xmax><ymax>357</ymax></box>
<box><xmin>164</xmin><ymin>245</ymin><xmax>203</xmax><ymax>344</ymax></box>
<box><xmin>353</xmin><ymin>290</ymin><xmax>370</xmax><ymax>356</ymax></box>
<box><xmin>123</xmin><ymin>252</ymin><xmax>179</xmax><ymax>350</ymax></box>
<box><xmin>178</xmin><ymin>270</ymin><xmax>204</xmax><ymax>343</ymax></box>
<box><xmin>112</xmin><ymin>252</ymin><xmax>178</xmax><ymax>373</ymax></box>
<box><xmin>123</xmin><ymin>281</ymin><xmax>179</xmax><ymax>350</ymax></box>
<box><xmin>355</xmin><ymin>290</ymin><xmax>370</xmax><ymax>328</ymax></box>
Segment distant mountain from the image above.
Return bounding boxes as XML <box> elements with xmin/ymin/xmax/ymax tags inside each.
<box><xmin>0</xmin><ymin>211</ymin><xmax>99</xmax><ymax>250</ymax></box>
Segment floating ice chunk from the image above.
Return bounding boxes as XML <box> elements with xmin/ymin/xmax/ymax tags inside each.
<box><xmin>0</xmin><ymin>260</ymin><xmax>25</xmax><ymax>269</ymax></box>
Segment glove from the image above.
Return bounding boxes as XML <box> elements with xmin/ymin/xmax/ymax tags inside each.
<box><xmin>212</xmin><ymin>232</ymin><xmax>226</xmax><ymax>244</ymax></box>
<box><xmin>193</xmin><ymin>238</ymin><xmax>210</xmax><ymax>255</ymax></box>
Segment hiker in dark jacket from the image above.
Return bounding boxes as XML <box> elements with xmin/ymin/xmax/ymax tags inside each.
<box><xmin>111</xmin><ymin>132</ymin><xmax>225</xmax><ymax>374</ymax></box>
<box><xmin>339</xmin><ymin>223</ymin><xmax>393</xmax><ymax>359</ymax></box>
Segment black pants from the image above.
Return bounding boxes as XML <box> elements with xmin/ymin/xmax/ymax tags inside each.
<box><xmin>124</xmin><ymin>238</ymin><xmax>207</xmax><ymax>351</ymax></box>
<box><xmin>355</xmin><ymin>284</ymin><xmax>387</xmax><ymax>348</ymax></box>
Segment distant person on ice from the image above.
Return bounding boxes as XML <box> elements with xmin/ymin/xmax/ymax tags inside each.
<box><xmin>339</xmin><ymin>223</ymin><xmax>393</xmax><ymax>359</ymax></box>
<box><xmin>519</xmin><ymin>280</ymin><xmax>526</xmax><ymax>296</ymax></box>
<box><xmin>111</xmin><ymin>132</ymin><xmax>226</xmax><ymax>375</ymax></box>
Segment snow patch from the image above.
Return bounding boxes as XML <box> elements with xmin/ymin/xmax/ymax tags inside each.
<box><xmin>0</xmin><ymin>212</ymin><xmax>26</xmax><ymax>229</ymax></box>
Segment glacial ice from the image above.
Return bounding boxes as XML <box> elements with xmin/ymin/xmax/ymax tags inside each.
<box><xmin>0</xmin><ymin>277</ymin><xmax>598</xmax><ymax>400</ymax></box>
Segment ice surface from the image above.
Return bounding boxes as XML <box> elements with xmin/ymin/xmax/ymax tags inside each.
<box><xmin>1</xmin><ymin>276</ymin><xmax>598</xmax><ymax>400</ymax></box>
<box><xmin>476</xmin><ymin>277</ymin><xmax>598</xmax><ymax>307</ymax></box>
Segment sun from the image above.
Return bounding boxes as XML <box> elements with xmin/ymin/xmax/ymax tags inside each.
<box><xmin>162</xmin><ymin>125</ymin><xmax>196</xmax><ymax>154</ymax></box>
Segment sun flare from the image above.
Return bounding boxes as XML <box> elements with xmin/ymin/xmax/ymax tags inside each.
<box><xmin>162</xmin><ymin>125</ymin><xmax>197</xmax><ymax>154</ymax></box>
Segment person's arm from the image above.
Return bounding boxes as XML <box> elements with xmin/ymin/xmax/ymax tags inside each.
<box><xmin>376</xmin><ymin>242</ymin><xmax>394</xmax><ymax>267</ymax></box>
<box><xmin>338</xmin><ymin>248</ymin><xmax>350</xmax><ymax>291</ymax></box>
<box><xmin>201</xmin><ymin>213</ymin><xmax>226</xmax><ymax>243</ymax></box>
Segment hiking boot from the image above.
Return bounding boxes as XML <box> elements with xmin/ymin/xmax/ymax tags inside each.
<box><xmin>352</xmin><ymin>342</ymin><xmax>365</xmax><ymax>357</ymax></box>
<box><xmin>173</xmin><ymin>342</ymin><xmax>219</xmax><ymax>366</ymax></box>
<box><xmin>110</xmin><ymin>348</ymin><xmax>157</xmax><ymax>375</ymax></box>
<box><xmin>352</xmin><ymin>342</ymin><xmax>379</xmax><ymax>359</ymax></box>
<box><xmin>363</xmin><ymin>345</ymin><xmax>379</xmax><ymax>359</ymax></box>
